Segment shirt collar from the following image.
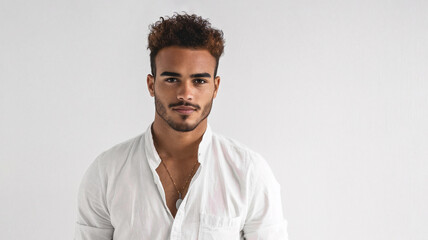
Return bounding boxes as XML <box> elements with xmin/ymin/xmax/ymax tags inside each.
<box><xmin>144</xmin><ymin>123</ymin><xmax>213</xmax><ymax>170</ymax></box>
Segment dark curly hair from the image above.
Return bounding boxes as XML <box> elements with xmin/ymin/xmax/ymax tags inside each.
<box><xmin>148</xmin><ymin>13</ymin><xmax>225</xmax><ymax>77</ymax></box>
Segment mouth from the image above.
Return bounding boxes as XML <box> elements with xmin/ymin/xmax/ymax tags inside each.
<box><xmin>172</xmin><ymin>106</ymin><xmax>196</xmax><ymax>115</ymax></box>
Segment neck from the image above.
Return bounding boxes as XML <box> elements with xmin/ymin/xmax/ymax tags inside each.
<box><xmin>151</xmin><ymin>114</ymin><xmax>207</xmax><ymax>160</ymax></box>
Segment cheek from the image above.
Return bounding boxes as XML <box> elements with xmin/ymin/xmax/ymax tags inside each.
<box><xmin>200</xmin><ymin>88</ymin><xmax>215</xmax><ymax>100</ymax></box>
<box><xmin>155</xmin><ymin>84</ymin><xmax>174</xmax><ymax>97</ymax></box>
<box><xmin>197</xmin><ymin>85</ymin><xmax>215</xmax><ymax>96</ymax></box>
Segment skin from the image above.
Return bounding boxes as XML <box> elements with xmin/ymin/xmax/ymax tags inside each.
<box><xmin>146</xmin><ymin>46</ymin><xmax>220</xmax><ymax>217</ymax></box>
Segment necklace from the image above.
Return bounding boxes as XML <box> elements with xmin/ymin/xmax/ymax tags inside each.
<box><xmin>161</xmin><ymin>160</ymin><xmax>199</xmax><ymax>210</ymax></box>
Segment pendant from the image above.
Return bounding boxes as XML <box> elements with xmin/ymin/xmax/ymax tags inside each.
<box><xmin>176</xmin><ymin>198</ymin><xmax>183</xmax><ymax>209</ymax></box>
<box><xmin>176</xmin><ymin>192</ymin><xmax>182</xmax><ymax>209</ymax></box>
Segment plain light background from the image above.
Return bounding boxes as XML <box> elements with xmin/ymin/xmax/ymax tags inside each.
<box><xmin>1</xmin><ymin>0</ymin><xmax>427</xmax><ymax>239</ymax></box>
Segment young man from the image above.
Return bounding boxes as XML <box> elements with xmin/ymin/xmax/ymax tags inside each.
<box><xmin>75</xmin><ymin>13</ymin><xmax>288</xmax><ymax>240</ymax></box>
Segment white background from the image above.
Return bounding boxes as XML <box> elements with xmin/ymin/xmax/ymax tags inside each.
<box><xmin>1</xmin><ymin>0</ymin><xmax>427</xmax><ymax>239</ymax></box>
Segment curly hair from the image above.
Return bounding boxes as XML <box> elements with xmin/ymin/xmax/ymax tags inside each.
<box><xmin>148</xmin><ymin>13</ymin><xmax>225</xmax><ymax>76</ymax></box>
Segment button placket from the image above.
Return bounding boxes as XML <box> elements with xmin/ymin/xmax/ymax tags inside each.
<box><xmin>170</xmin><ymin>207</ymin><xmax>184</xmax><ymax>240</ymax></box>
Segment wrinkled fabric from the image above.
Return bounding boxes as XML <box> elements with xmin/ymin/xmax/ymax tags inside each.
<box><xmin>75</xmin><ymin>124</ymin><xmax>288</xmax><ymax>240</ymax></box>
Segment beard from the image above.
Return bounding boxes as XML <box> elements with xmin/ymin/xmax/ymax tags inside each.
<box><xmin>154</xmin><ymin>95</ymin><xmax>214</xmax><ymax>132</ymax></box>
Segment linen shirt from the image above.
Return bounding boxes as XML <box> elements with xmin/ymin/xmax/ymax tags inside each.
<box><xmin>75</xmin><ymin>124</ymin><xmax>288</xmax><ymax>240</ymax></box>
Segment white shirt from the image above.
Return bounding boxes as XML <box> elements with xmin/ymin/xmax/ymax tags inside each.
<box><xmin>75</xmin><ymin>125</ymin><xmax>288</xmax><ymax>240</ymax></box>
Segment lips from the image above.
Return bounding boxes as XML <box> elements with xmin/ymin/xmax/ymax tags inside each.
<box><xmin>172</xmin><ymin>106</ymin><xmax>196</xmax><ymax>115</ymax></box>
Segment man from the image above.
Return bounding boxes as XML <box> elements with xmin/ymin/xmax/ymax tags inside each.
<box><xmin>75</xmin><ymin>13</ymin><xmax>288</xmax><ymax>240</ymax></box>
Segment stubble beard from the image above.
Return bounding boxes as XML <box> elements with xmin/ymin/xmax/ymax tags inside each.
<box><xmin>154</xmin><ymin>95</ymin><xmax>213</xmax><ymax>132</ymax></box>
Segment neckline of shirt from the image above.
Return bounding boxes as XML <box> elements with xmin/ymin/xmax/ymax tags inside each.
<box><xmin>144</xmin><ymin>123</ymin><xmax>213</xmax><ymax>170</ymax></box>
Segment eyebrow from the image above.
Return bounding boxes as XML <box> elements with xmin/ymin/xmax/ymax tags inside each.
<box><xmin>160</xmin><ymin>71</ymin><xmax>211</xmax><ymax>78</ymax></box>
<box><xmin>160</xmin><ymin>71</ymin><xmax>181</xmax><ymax>77</ymax></box>
<box><xmin>190</xmin><ymin>73</ymin><xmax>211</xmax><ymax>78</ymax></box>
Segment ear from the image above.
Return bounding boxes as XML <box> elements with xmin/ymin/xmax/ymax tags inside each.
<box><xmin>213</xmin><ymin>76</ymin><xmax>220</xmax><ymax>99</ymax></box>
<box><xmin>147</xmin><ymin>74</ymin><xmax>155</xmax><ymax>97</ymax></box>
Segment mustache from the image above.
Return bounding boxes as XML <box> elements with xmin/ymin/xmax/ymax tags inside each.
<box><xmin>169</xmin><ymin>101</ymin><xmax>201</xmax><ymax>110</ymax></box>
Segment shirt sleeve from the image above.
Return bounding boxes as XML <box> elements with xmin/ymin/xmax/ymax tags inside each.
<box><xmin>75</xmin><ymin>154</ymin><xmax>114</xmax><ymax>240</ymax></box>
<box><xmin>243</xmin><ymin>154</ymin><xmax>288</xmax><ymax>240</ymax></box>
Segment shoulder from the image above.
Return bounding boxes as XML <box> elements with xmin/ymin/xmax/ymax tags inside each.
<box><xmin>92</xmin><ymin>133</ymin><xmax>145</xmax><ymax>173</ymax></box>
<box><xmin>210</xmin><ymin>132</ymin><xmax>271</xmax><ymax>172</ymax></box>
<box><xmin>210</xmin><ymin>131</ymin><xmax>280</xmax><ymax>195</ymax></box>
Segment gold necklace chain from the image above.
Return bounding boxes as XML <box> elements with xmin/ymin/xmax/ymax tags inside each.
<box><xmin>161</xmin><ymin>160</ymin><xmax>198</xmax><ymax>199</ymax></box>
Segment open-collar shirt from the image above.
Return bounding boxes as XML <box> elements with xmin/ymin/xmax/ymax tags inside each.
<box><xmin>75</xmin><ymin>124</ymin><xmax>288</xmax><ymax>239</ymax></box>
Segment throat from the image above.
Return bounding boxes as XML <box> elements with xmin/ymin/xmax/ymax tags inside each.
<box><xmin>151</xmin><ymin>119</ymin><xmax>206</xmax><ymax>158</ymax></box>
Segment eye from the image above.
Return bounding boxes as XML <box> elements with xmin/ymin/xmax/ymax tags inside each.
<box><xmin>165</xmin><ymin>78</ymin><xmax>178</xmax><ymax>83</ymax></box>
<box><xmin>194</xmin><ymin>79</ymin><xmax>207</xmax><ymax>84</ymax></box>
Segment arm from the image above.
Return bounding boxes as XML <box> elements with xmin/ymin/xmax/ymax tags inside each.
<box><xmin>75</xmin><ymin>154</ymin><xmax>114</xmax><ymax>240</ymax></box>
<box><xmin>243</xmin><ymin>155</ymin><xmax>288</xmax><ymax>240</ymax></box>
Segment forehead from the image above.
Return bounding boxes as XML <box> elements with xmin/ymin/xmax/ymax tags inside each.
<box><xmin>155</xmin><ymin>46</ymin><xmax>216</xmax><ymax>76</ymax></box>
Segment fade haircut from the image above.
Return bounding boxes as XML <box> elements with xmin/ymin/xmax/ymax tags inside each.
<box><xmin>147</xmin><ymin>13</ymin><xmax>225</xmax><ymax>77</ymax></box>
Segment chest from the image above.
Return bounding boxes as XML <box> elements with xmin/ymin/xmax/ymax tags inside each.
<box><xmin>108</xmin><ymin>156</ymin><xmax>247</xmax><ymax>238</ymax></box>
<box><xmin>155</xmin><ymin>159</ymin><xmax>200</xmax><ymax>217</ymax></box>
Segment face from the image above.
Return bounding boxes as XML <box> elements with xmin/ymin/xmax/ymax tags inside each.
<box><xmin>147</xmin><ymin>46</ymin><xmax>220</xmax><ymax>132</ymax></box>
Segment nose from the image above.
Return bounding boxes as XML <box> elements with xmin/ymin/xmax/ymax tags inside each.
<box><xmin>177</xmin><ymin>81</ymin><xmax>194</xmax><ymax>101</ymax></box>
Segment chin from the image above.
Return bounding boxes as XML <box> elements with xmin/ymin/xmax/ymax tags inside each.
<box><xmin>167</xmin><ymin>115</ymin><xmax>206</xmax><ymax>132</ymax></box>
<box><xmin>168</xmin><ymin>122</ymin><xmax>199</xmax><ymax>132</ymax></box>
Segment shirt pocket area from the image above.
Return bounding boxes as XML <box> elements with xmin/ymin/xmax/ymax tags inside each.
<box><xmin>198</xmin><ymin>213</ymin><xmax>242</xmax><ymax>240</ymax></box>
